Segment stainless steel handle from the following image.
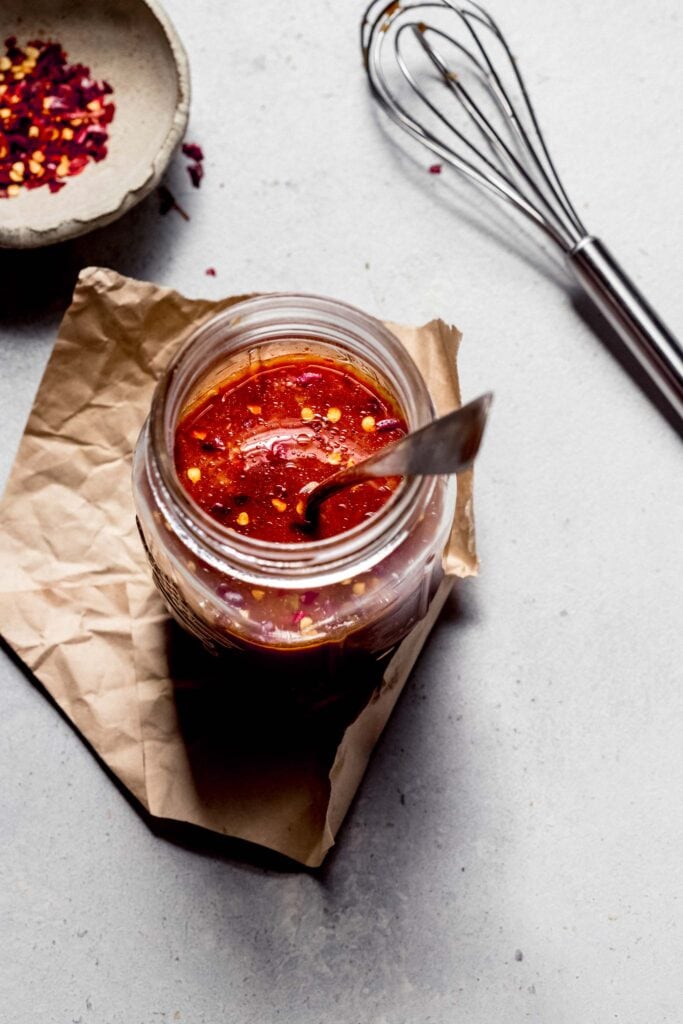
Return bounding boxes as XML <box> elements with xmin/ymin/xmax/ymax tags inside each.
<box><xmin>568</xmin><ymin>237</ymin><xmax>683</xmax><ymax>420</ymax></box>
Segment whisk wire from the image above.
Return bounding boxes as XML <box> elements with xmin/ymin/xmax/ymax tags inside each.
<box><xmin>409</xmin><ymin>25</ymin><xmax>582</xmax><ymax>245</ymax></box>
<box><xmin>441</xmin><ymin>0</ymin><xmax>587</xmax><ymax>238</ymax></box>
<box><xmin>363</xmin><ymin>0</ymin><xmax>587</xmax><ymax>249</ymax></box>
<box><xmin>364</xmin><ymin>4</ymin><xmax>561</xmax><ymax>242</ymax></box>
<box><xmin>361</xmin><ymin>0</ymin><xmax>683</xmax><ymax>422</ymax></box>
<box><xmin>466</xmin><ymin>8</ymin><xmax>587</xmax><ymax>237</ymax></box>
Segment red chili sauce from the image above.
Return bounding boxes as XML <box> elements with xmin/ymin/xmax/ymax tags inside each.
<box><xmin>174</xmin><ymin>357</ymin><xmax>407</xmax><ymax>541</ymax></box>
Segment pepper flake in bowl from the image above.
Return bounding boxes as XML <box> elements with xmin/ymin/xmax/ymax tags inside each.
<box><xmin>0</xmin><ymin>37</ymin><xmax>115</xmax><ymax>199</ymax></box>
<box><xmin>0</xmin><ymin>0</ymin><xmax>189</xmax><ymax>248</ymax></box>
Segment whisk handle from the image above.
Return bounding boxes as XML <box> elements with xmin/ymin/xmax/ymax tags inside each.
<box><xmin>569</xmin><ymin>237</ymin><xmax>683</xmax><ymax>420</ymax></box>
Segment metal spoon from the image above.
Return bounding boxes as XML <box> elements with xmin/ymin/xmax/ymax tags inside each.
<box><xmin>300</xmin><ymin>392</ymin><xmax>492</xmax><ymax>529</ymax></box>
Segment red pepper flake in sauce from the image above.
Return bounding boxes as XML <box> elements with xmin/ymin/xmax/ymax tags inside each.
<box><xmin>0</xmin><ymin>37</ymin><xmax>115</xmax><ymax>199</ymax></box>
<box><xmin>174</xmin><ymin>356</ymin><xmax>408</xmax><ymax>543</ymax></box>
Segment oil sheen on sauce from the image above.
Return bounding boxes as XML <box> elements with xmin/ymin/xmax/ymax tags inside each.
<box><xmin>174</xmin><ymin>356</ymin><xmax>408</xmax><ymax>542</ymax></box>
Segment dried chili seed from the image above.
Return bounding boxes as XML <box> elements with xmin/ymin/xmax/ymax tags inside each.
<box><xmin>0</xmin><ymin>36</ymin><xmax>115</xmax><ymax>199</ymax></box>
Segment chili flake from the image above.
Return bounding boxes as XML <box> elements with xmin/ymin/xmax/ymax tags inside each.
<box><xmin>181</xmin><ymin>142</ymin><xmax>203</xmax><ymax>162</ymax></box>
<box><xmin>182</xmin><ymin>141</ymin><xmax>204</xmax><ymax>189</ymax></box>
<box><xmin>0</xmin><ymin>37</ymin><xmax>115</xmax><ymax>199</ymax></box>
<box><xmin>158</xmin><ymin>184</ymin><xmax>189</xmax><ymax>220</ymax></box>
<box><xmin>188</xmin><ymin>162</ymin><xmax>203</xmax><ymax>188</ymax></box>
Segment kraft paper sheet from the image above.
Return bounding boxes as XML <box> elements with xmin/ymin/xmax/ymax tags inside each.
<box><xmin>0</xmin><ymin>268</ymin><xmax>477</xmax><ymax>867</ymax></box>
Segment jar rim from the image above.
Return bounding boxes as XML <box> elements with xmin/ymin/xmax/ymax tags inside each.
<box><xmin>148</xmin><ymin>292</ymin><xmax>438</xmax><ymax>581</ymax></box>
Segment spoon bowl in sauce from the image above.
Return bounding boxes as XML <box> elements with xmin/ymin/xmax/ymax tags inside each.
<box><xmin>299</xmin><ymin>393</ymin><xmax>492</xmax><ymax>531</ymax></box>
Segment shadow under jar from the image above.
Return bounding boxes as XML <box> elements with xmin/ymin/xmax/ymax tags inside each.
<box><xmin>133</xmin><ymin>294</ymin><xmax>456</xmax><ymax>719</ymax></box>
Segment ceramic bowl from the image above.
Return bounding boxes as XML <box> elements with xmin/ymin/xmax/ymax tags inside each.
<box><xmin>0</xmin><ymin>0</ymin><xmax>190</xmax><ymax>248</ymax></box>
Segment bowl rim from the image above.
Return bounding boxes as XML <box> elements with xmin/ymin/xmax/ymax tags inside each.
<box><xmin>0</xmin><ymin>0</ymin><xmax>191</xmax><ymax>250</ymax></box>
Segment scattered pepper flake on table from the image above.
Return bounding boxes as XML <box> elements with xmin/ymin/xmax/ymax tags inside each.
<box><xmin>181</xmin><ymin>142</ymin><xmax>203</xmax><ymax>162</ymax></box>
<box><xmin>187</xmin><ymin>162</ymin><xmax>203</xmax><ymax>188</ymax></box>
<box><xmin>158</xmin><ymin>184</ymin><xmax>189</xmax><ymax>220</ymax></box>
<box><xmin>0</xmin><ymin>36</ymin><xmax>115</xmax><ymax>199</ymax></box>
<box><xmin>182</xmin><ymin>139</ymin><xmax>204</xmax><ymax>188</ymax></box>
<box><xmin>429</xmin><ymin>163</ymin><xmax>442</xmax><ymax>174</ymax></box>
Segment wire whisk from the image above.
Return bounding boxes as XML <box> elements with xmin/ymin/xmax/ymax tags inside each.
<box><xmin>362</xmin><ymin>0</ymin><xmax>683</xmax><ymax>421</ymax></box>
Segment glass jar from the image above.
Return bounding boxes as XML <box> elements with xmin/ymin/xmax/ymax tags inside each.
<box><xmin>133</xmin><ymin>294</ymin><xmax>456</xmax><ymax>715</ymax></box>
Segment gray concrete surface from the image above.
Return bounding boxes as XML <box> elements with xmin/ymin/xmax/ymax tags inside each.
<box><xmin>2</xmin><ymin>1</ymin><xmax>682</xmax><ymax>1021</ymax></box>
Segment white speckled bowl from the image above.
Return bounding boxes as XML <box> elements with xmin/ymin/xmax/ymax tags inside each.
<box><xmin>0</xmin><ymin>0</ymin><xmax>190</xmax><ymax>248</ymax></box>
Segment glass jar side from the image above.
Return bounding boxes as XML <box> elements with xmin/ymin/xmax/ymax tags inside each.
<box><xmin>134</xmin><ymin>418</ymin><xmax>455</xmax><ymax>655</ymax></box>
<box><xmin>132</xmin><ymin>293</ymin><xmax>458</xmax><ymax>668</ymax></box>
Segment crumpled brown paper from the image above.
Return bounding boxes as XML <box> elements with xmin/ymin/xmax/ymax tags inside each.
<box><xmin>0</xmin><ymin>268</ymin><xmax>477</xmax><ymax>867</ymax></box>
